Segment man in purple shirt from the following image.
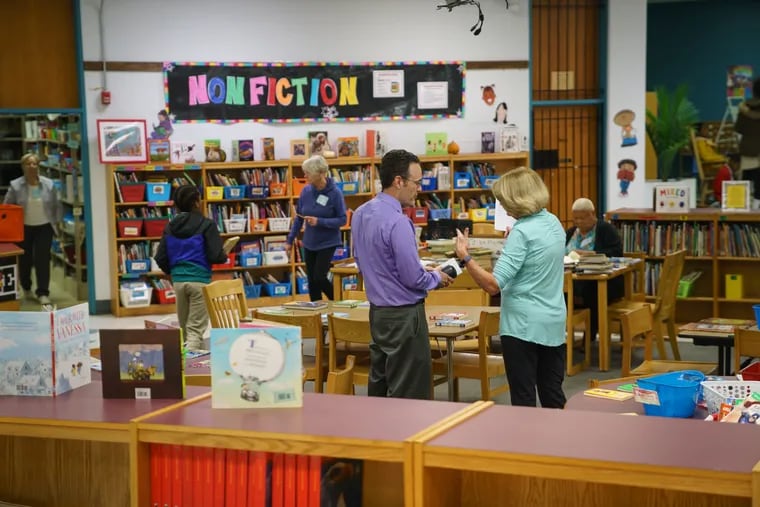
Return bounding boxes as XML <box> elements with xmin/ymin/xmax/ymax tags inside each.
<box><xmin>351</xmin><ymin>149</ymin><xmax>453</xmax><ymax>399</ymax></box>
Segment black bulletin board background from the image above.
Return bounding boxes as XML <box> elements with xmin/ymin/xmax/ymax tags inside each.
<box><xmin>165</xmin><ymin>62</ymin><xmax>464</xmax><ymax>123</ymax></box>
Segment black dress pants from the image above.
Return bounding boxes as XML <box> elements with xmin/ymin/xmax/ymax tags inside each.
<box><xmin>303</xmin><ymin>246</ymin><xmax>336</xmax><ymax>301</ymax></box>
<box><xmin>501</xmin><ymin>335</ymin><xmax>566</xmax><ymax>408</ymax></box>
<box><xmin>18</xmin><ymin>223</ymin><xmax>54</xmax><ymax>297</ymax></box>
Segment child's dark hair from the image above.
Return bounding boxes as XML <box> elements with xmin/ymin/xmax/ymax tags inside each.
<box><xmin>158</xmin><ymin>109</ymin><xmax>169</xmax><ymax>118</ymax></box>
<box><xmin>618</xmin><ymin>159</ymin><xmax>637</xmax><ymax>169</ymax></box>
<box><xmin>379</xmin><ymin>149</ymin><xmax>420</xmax><ymax>189</ymax></box>
<box><xmin>175</xmin><ymin>185</ymin><xmax>200</xmax><ymax>212</ymax></box>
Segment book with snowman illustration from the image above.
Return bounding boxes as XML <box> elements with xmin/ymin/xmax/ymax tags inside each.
<box><xmin>0</xmin><ymin>303</ymin><xmax>90</xmax><ymax>397</ymax></box>
<box><xmin>210</xmin><ymin>321</ymin><xmax>302</xmax><ymax>409</ymax></box>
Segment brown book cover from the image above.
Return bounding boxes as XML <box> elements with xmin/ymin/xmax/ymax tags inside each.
<box><xmin>99</xmin><ymin>329</ymin><xmax>185</xmax><ymax>399</ymax></box>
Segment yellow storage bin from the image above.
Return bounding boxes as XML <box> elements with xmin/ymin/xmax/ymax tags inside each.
<box><xmin>725</xmin><ymin>274</ymin><xmax>744</xmax><ymax>300</ymax></box>
<box><xmin>205</xmin><ymin>186</ymin><xmax>224</xmax><ymax>201</ymax></box>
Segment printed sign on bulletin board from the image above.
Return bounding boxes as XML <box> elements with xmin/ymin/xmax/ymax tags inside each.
<box><xmin>654</xmin><ymin>184</ymin><xmax>690</xmax><ymax>212</ymax></box>
<box><xmin>164</xmin><ymin>61</ymin><xmax>465</xmax><ymax>123</ymax></box>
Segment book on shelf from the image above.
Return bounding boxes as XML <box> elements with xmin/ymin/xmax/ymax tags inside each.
<box><xmin>170</xmin><ymin>141</ymin><xmax>201</xmax><ymax>163</ymax></box>
<box><xmin>210</xmin><ymin>322</ymin><xmax>302</xmax><ymax>408</ymax></box>
<box><xmin>583</xmin><ymin>388</ymin><xmax>634</xmax><ymax>401</ymax></box>
<box><xmin>336</xmin><ymin>136</ymin><xmax>359</xmax><ymax>157</ymax></box>
<box><xmin>232</xmin><ymin>139</ymin><xmax>254</xmax><ymax>161</ymax></box>
<box><xmin>261</xmin><ymin>137</ymin><xmax>275</xmax><ymax>160</ymax></box>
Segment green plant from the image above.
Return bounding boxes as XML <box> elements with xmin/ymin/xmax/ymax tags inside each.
<box><xmin>645</xmin><ymin>85</ymin><xmax>699</xmax><ymax>180</ymax></box>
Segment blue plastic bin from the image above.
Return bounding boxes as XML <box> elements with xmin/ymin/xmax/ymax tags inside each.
<box><xmin>146</xmin><ymin>182</ymin><xmax>171</xmax><ymax>202</ymax></box>
<box><xmin>429</xmin><ymin>208</ymin><xmax>452</xmax><ymax>221</ymax></box>
<box><xmin>243</xmin><ymin>284</ymin><xmax>262</xmax><ymax>299</ymax></box>
<box><xmin>246</xmin><ymin>185</ymin><xmax>270</xmax><ymax>199</ymax></box>
<box><xmin>753</xmin><ymin>304</ymin><xmax>760</xmax><ymax>329</ymax></box>
<box><xmin>636</xmin><ymin>370</ymin><xmax>705</xmax><ymax>418</ymax></box>
<box><xmin>223</xmin><ymin>185</ymin><xmax>247</xmax><ymax>199</ymax></box>
<box><xmin>264</xmin><ymin>282</ymin><xmax>291</xmax><ymax>297</ymax></box>
<box><xmin>421</xmin><ymin>177</ymin><xmax>437</xmax><ymax>191</ymax></box>
<box><xmin>296</xmin><ymin>277</ymin><xmax>309</xmax><ymax>294</ymax></box>
<box><xmin>453</xmin><ymin>172</ymin><xmax>472</xmax><ymax>189</ymax></box>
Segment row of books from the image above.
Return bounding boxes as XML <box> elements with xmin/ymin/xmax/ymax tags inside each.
<box><xmin>613</xmin><ymin>222</ymin><xmax>715</xmax><ymax>257</ymax></box>
<box><xmin>206</xmin><ymin>167</ymin><xmax>287</xmax><ymax>187</ymax></box>
<box><xmin>117</xmin><ymin>242</ymin><xmax>158</xmax><ymax>273</ymax></box>
<box><xmin>116</xmin><ymin>206</ymin><xmax>174</xmax><ymax>219</ymax></box>
<box><xmin>149</xmin><ymin>444</ymin><xmax>363</xmax><ymax>507</ymax></box>
<box><xmin>328</xmin><ymin>166</ymin><xmax>372</xmax><ymax>193</ymax></box>
<box><xmin>719</xmin><ymin>223</ymin><xmax>760</xmax><ymax>258</ymax></box>
<box><xmin>460</xmin><ymin>162</ymin><xmax>496</xmax><ymax>189</ymax></box>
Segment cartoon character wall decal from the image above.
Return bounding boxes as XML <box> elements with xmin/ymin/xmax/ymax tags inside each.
<box><xmin>613</xmin><ymin>109</ymin><xmax>638</xmax><ymax>147</ymax></box>
<box><xmin>617</xmin><ymin>159</ymin><xmax>637</xmax><ymax>197</ymax></box>
<box><xmin>150</xmin><ymin>109</ymin><xmax>174</xmax><ymax>140</ymax></box>
<box><xmin>481</xmin><ymin>84</ymin><xmax>496</xmax><ymax>105</ymax></box>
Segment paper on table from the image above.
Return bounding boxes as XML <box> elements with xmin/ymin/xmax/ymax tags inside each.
<box><xmin>494</xmin><ymin>200</ymin><xmax>517</xmax><ymax>232</ymax></box>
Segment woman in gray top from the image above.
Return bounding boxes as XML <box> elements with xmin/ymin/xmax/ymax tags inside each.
<box><xmin>3</xmin><ymin>153</ymin><xmax>62</xmax><ymax>305</ymax></box>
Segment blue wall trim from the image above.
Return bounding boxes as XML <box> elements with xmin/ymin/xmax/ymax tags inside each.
<box><xmin>72</xmin><ymin>0</ymin><xmax>97</xmax><ymax>315</ymax></box>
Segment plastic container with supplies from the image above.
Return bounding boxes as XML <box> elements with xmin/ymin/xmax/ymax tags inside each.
<box><xmin>155</xmin><ymin>288</ymin><xmax>176</xmax><ymax>305</ymax></box>
<box><xmin>125</xmin><ymin>259</ymin><xmax>150</xmax><ymax>274</ymax></box>
<box><xmin>754</xmin><ymin>304</ymin><xmax>760</xmax><ymax>329</ymax></box>
<box><xmin>269</xmin><ymin>182</ymin><xmax>288</xmax><ymax>197</ymax></box>
<box><xmin>701</xmin><ymin>380</ymin><xmax>760</xmax><ymax>414</ymax></box>
<box><xmin>146</xmin><ymin>182</ymin><xmax>171</xmax><ymax>202</ymax></box>
<box><xmin>421</xmin><ymin>177</ymin><xmax>437</xmax><ymax>191</ymax></box>
<box><xmin>635</xmin><ymin>370</ymin><xmax>705</xmax><ymax>418</ymax></box>
<box><xmin>429</xmin><ymin>208</ymin><xmax>452</xmax><ymax>221</ymax></box>
<box><xmin>120</xmin><ymin>183</ymin><xmax>146</xmax><ymax>203</ymax></box>
<box><xmin>453</xmin><ymin>172</ymin><xmax>472</xmax><ymax>189</ymax></box>
<box><xmin>740</xmin><ymin>362</ymin><xmax>760</xmax><ymax>381</ymax></box>
<box><xmin>247</xmin><ymin>185</ymin><xmax>270</xmax><ymax>199</ymax></box>
<box><xmin>291</xmin><ymin>178</ymin><xmax>308</xmax><ymax>196</ymax></box>
<box><xmin>223</xmin><ymin>185</ymin><xmax>246</xmax><ymax>199</ymax></box>
<box><xmin>295</xmin><ymin>277</ymin><xmax>309</xmax><ymax>294</ymax></box>
<box><xmin>205</xmin><ymin>186</ymin><xmax>224</xmax><ymax>201</ymax></box>
<box><xmin>268</xmin><ymin>217</ymin><xmax>292</xmax><ymax>232</ymax></box>
<box><xmin>336</xmin><ymin>181</ymin><xmax>359</xmax><ymax>195</ymax></box>
<box><xmin>0</xmin><ymin>204</ymin><xmax>24</xmax><ymax>242</ymax></box>
<box><xmin>143</xmin><ymin>217</ymin><xmax>170</xmax><ymax>237</ymax></box>
<box><xmin>243</xmin><ymin>284</ymin><xmax>262</xmax><ymax>299</ymax></box>
<box><xmin>117</xmin><ymin>219</ymin><xmax>144</xmax><ymax>238</ymax></box>
<box><xmin>211</xmin><ymin>252</ymin><xmax>236</xmax><ymax>270</ymax></box>
<box><xmin>119</xmin><ymin>282</ymin><xmax>153</xmax><ymax>308</ymax></box>
<box><xmin>264</xmin><ymin>282</ymin><xmax>291</xmax><ymax>297</ymax></box>
<box><xmin>725</xmin><ymin>274</ymin><xmax>743</xmax><ymax>300</ymax></box>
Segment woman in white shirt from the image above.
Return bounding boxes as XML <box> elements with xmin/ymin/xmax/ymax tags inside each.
<box><xmin>3</xmin><ymin>153</ymin><xmax>62</xmax><ymax>305</ymax></box>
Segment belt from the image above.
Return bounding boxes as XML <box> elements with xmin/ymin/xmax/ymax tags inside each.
<box><xmin>370</xmin><ymin>299</ymin><xmax>424</xmax><ymax>309</ymax></box>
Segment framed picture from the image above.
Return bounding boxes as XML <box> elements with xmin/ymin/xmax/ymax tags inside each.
<box><xmin>290</xmin><ymin>139</ymin><xmax>308</xmax><ymax>160</ymax></box>
<box><xmin>722</xmin><ymin>180</ymin><xmax>751</xmax><ymax>211</ymax></box>
<box><xmin>307</xmin><ymin>131</ymin><xmax>331</xmax><ymax>156</ymax></box>
<box><xmin>96</xmin><ymin>119</ymin><xmax>148</xmax><ymax>164</ymax></box>
<box><xmin>99</xmin><ymin>329</ymin><xmax>185</xmax><ymax>399</ymax></box>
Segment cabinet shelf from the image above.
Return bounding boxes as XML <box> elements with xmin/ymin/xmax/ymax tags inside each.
<box><xmin>108</xmin><ymin>152</ymin><xmax>529</xmax><ymax>316</ymax></box>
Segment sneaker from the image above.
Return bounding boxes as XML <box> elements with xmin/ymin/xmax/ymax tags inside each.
<box><xmin>20</xmin><ymin>289</ymin><xmax>35</xmax><ymax>301</ymax></box>
<box><xmin>38</xmin><ymin>295</ymin><xmax>52</xmax><ymax>305</ymax></box>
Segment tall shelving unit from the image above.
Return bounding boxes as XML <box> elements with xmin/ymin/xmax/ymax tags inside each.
<box><xmin>22</xmin><ymin>114</ymin><xmax>87</xmax><ymax>301</ymax></box>
<box><xmin>0</xmin><ymin>115</ymin><xmax>24</xmax><ymax>201</ymax></box>
<box><xmin>606</xmin><ymin>207</ymin><xmax>760</xmax><ymax>322</ymax></box>
<box><xmin>107</xmin><ymin>152</ymin><xmax>529</xmax><ymax>317</ymax></box>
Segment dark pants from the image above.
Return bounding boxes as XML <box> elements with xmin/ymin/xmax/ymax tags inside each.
<box><xmin>501</xmin><ymin>335</ymin><xmax>566</xmax><ymax>408</ymax></box>
<box><xmin>743</xmin><ymin>167</ymin><xmax>760</xmax><ymax>199</ymax></box>
<box><xmin>303</xmin><ymin>246</ymin><xmax>336</xmax><ymax>301</ymax></box>
<box><xmin>368</xmin><ymin>302</ymin><xmax>431</xmax><ymax>399</ymax></box>
<box><xmin>18</xmin><ymin>223</ymin><xmax>54</xmax><ymax>297</ymax></box>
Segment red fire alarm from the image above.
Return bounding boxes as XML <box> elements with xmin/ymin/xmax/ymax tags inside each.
<box><xmin>101</xmin><ymin>90</ymin><xmax>111</xmax><ymax>105</ymax></box>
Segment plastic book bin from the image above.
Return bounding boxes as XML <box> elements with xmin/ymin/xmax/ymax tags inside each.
<box><xmin>753</xmin><ymin>304</ymin><xmax>760</xmax><ymax>329</ymax></box>
<box><xmin>636</xmin><ymin>370</ymin><xmax>705</xmax><ymax>418</ymax></box>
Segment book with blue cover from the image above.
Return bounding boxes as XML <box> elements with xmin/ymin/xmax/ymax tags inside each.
<box><xmin>210</xmin><ymin>323</ymin><xmax>302</xmax><ymax>408</ymax></box>
<box><xmin>0</xmin><ymin>303</ymin><xmax>90</xmax><ymax>396</ymax></box>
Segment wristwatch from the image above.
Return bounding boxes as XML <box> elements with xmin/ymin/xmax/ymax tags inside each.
<box><xmin>460</xmin><ymin>255</ymin><xmax>472</xmax><ymax>266</ymax></box>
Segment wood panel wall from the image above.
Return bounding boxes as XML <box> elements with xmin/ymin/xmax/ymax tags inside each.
<box><xmin>0</xmin><ymin>0</ymin><xmax>78</xmax><ymax>108</ymax></box>
<box><xmin>532</xmin><ymin>0</ymin><xmax>603</xmax><ymax>227</ymax></box>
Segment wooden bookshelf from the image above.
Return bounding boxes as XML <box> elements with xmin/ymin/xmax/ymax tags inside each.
<box><xmin>108</xmin><ymin>153</ymin><xmax>528</xmax><ymax>316</ymax></box>
<box><xmin>606</xmin><ymin>208</ymin><xmax>760</xmax><ymax>322</ymax></box>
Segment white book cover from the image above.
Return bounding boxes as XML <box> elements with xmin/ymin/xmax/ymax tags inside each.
<box><xmin>210</xmin><ymin>323</ymin><xmax>302</xmax><ymax>408</ymax></box>
<box><xmin>654</xmin><ymin>184</ymin><xmax>690</xmax><ymax>212</ymax></box>
<box><xmin>170</xmin><ymin>141</ymin><xmax>201</xmax><ymax>163</ymax></box>
<box><xmin>0</xmin><ymin>303</ymin><xmax>90</xmax><ymax>396</ymax></box>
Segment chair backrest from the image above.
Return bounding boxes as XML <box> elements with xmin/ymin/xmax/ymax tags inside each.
<box><xmin>477</xmin><ymin>310</ymin><xmax>501</xmax><ymax>357</ymax></box>
<box><xmin>327</xmin><ymin>314</ymin><xmax>372</xmax><ymax>346</ymax></box>
<box><xmin>427</xmin><ymin>288</ymin><xmax>489</xmax><ymax>306</ymax></box>
<box><xmin>251</xmin><ymin>310</ymin><xmax>323</xmax><ymax>339</ymax></box>
<box><xmin>202</xmin><ymin>279</ymin><xmax>248</xmax><ymax>328</ymax></box>
<box><xmin>654</xmin><ymin>249</ymin><xmax>686</xmax><ymax>318</ymax></box>
<box><xmin>619</xmin><ymin>304</ymin><xmax>654</xmax><ymax>344</ymax></box>
<box><xmin>734</xmin><ymin>328</ymin><xmax>760</xmax><ymax>372</ymax></box>
<box><xmin>326</xmin><ymin>355</ymin><xmax>356</xmax><ymax>395</ymax></box>
<box><xmin>343</xmin><ymin>290</ymin><xmax>367</xmax><ymax>300</ymax></box>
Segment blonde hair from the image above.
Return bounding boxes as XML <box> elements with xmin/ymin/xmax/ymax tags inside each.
<box><xmin>302</xmin><ymin>155</ymin><xmax>329</xmax><ymax>176</ymax></box>
<box><xmin>21</xmin><ymin>153</ymin><xmax>40</xmax><ymax>166</ymax></box>
<box><xmin>571</xmin><ymin>198</ymin><xmax>595</xmax><ymax>212</ymax></box>
<box><xmin>491</xmin><ymin>167</ymin><xmax>549</xmax><ymax>218</ymax></box>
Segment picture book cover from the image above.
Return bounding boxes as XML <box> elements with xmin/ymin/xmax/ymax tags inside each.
<box><xmin>0</xmin><ymin>303</ymin><xmax>90</xmax><ymax>397</ymax></box>
<box><xmin>261</xmin><ymin>137</ymin><xmax>275</xmax><ymax>160</ymax></box>
<box><xmin>584</xmin><ymin>388</ymin><xmax>633</xmax><ymax>401</ymax></box>
<box><xmin>654</xmin><ymin>184</ymin><xmax>690</xmax><ymax>212</ymax></box>
<box><xmin>204</xmin><ymin>139</ymin><xmax>227</xmax><ymax>162</ymax></box>
<box><xmin>500</xmin><ymin>126</ymin><xmax>520</xmax><ymax>153</ymax></box>
<box><xmin>233</xmin><ymin>139</ymin><xmax>254</xmax><ymax>162</ymax></box>
<box><xmin>320</xmin><ymin>458</ymin><xmax>363</xmax><ymax>507</ymax></box>
<box><xmin>148</xmin><ymin>139</ymin><xmax>171</xmax><ymax>163</ymax></box>
<box><xmin>210</xmin><ymin>324</ymin><xmax>302</xmax><ymax>409</ymax></box>
<box><xmin>425</xmin><ymin>132</ymin><xmax>448</xmax><ymax>156</ymax></box>
<box><xmin>99</xmin><ymin>329</ymin><xmax>185</xmax><ymax>399</ymax></box>
<box><xmin>336</xmin><ymin>137</ymin><xmax>359</xmax><ymax>157</ymax></box>
<box><xmin>481</xmin><ymin>132</ymin><xmax>495</xmax><ymax>153</ymax></box>
<box><xmin>170</xmin><ymin>141</ymin><xmax>201</xmax><ymax>163</ymax></box>
<box><xmin>308</xmin><ymin>131</ymin><xmax>331</xmax><ymax>157</ymax></box>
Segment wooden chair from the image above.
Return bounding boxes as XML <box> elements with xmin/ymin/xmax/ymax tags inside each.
<box><xmin>619</xmin><ymin>305</ymin><xmax>716</xmax><ymax>377</ymax></box>
<box><xmin>691</xmin><ymin>129</ymin><xmax>726</xmax><ymax>206</ymax></box>
<box><xmin>734</xmin><ymin>328</ymin><xmax>760</xmax><ymax>373</ymax></box>
<box><xmin>431</xmin><ymin>311</ymin><xmax>508</xmax><ymax>401</ymax></box>
<box><xmin>342</xmin><ymin>290</ymin><xmax>367</xmax><ymax>300</ymax></box>
<box><xmin>428</xmin><ymin>289</ymin><xmax>489</xmax><ymax>356</ymax></box>
<box><xmin>202</xmin><ymin>279</ymin><xmax>249</xmax><ymax>328</ymax></box>
<box><xmin>564</xmin><ymin>271</ymin><xmax>591</xmax><ymax>376</ymax></box>
<box><xmin>608</xmin><ymin>249</ymin><xmax>686</xmax><ymax>361</ymax></box>
<box><xmin>327</xmin><ymin>314</ymin><xmax>371</xmax><ymax>387</ymax></box>
<box><xmin>252</xmin><ymin>310</ymin><xmax>326</xmax><ymax>393</ymax></box>
<box><xmin>325</xmin><ymin>355</ymin><xmax>356</xmax><ymax>395</ymax></box>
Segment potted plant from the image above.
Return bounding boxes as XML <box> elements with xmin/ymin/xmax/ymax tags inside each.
<box><xmin>645</xmin><ymin>84</ymin><xmax>699</xmax><ymax>180</ymax></box>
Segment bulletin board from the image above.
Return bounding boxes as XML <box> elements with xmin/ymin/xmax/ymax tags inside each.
<box><xmin>164</xmin><ymin>61</ymin><xmax>465</xmax><ymax>123</ymax></box>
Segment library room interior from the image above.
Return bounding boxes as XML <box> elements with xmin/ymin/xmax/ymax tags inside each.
<box><xmin>2</xmin><ymin>0</ymin><xmax>760</xmax><ymax>506</ymax></box>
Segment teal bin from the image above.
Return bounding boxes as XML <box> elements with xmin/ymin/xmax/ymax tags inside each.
<box><xmin>636</xmin><ymin>370</ymin><xmax>705</xmax><ymax>418</ymax></box>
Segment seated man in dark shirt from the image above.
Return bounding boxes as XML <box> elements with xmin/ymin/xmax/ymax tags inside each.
<box><xmin>565</xmin><ymin>198</ymin><xmax>623</xmax><ymax>340</ymax></box>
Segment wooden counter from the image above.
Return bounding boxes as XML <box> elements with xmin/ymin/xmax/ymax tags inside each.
<box><xmin>0</xmin><ymin>382</ymin><xmax>208</xmax><ymax>507</ymax></box>
<box><xmin>415</xmin><ymin>403</ymin><xmax>760</xmax><ymax>507</ymax></box>
<box><xmin>0</xmin><ymin>243</ymin><xmax>22</xmax><ymax>311</ymax></box>
<box><xmin>133</xmin><ymin>392</ymin><xmax>486</xmax><ymax>507</ymax></box>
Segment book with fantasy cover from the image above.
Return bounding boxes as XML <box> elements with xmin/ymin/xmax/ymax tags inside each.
<box><xmin>336</xmin><ymin>137</ymin><xmax>359</xmax><ymax>157</ymax></box>
<box><xmin>148</xmin><ymin>139</ymin><xmax>171</xmax><ymax>162</ymax></box>
<box><xmin>210</xmin><ymin>323</ymin><xmax>302</xmax><ymax>408</ymax></box>
<box><xmin>261</xmin><ymin>137</ymin><xmax>275</xmax><ymax>160</ymax></box>
<box><xmin>233</xmin><ymin>139</ymin><xmax>254</xmax><ymax>162</ymax></box>
<box><xmin>481</xmin><ymin>132</ymin><xmax>495</xmax><ymax>154</ymax></box>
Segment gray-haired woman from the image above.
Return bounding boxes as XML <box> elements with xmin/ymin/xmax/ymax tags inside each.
<box><xmin>3</xmin><ymin>153</ymin><xmax>62</xmax><ymax>304</ymax></box>
<box><xmin>286</xmin><ymin>155</ymin><xmax>347</xmax><ymax>301</ymax></box>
